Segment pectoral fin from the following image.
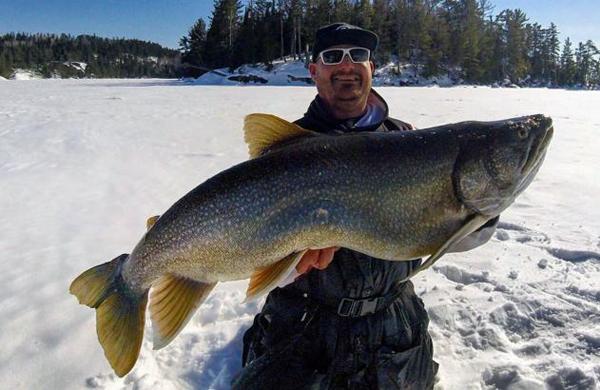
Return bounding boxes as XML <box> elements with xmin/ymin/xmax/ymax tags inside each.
<box><xmin>245</xmin><ymin>250</ymin><xmax>307</xmax><ymax>301</ymax></box>
<box><xmin>406</xmin><ymin>214</ymin><xmax>491</xmax><ymax>280</ymax></box>
<box><xmin>149</xmin><ymin>274</ymin><xmax>216</xmax><ymax>350</ymax></box>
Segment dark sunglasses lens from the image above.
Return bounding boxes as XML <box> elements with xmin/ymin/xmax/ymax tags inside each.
<box><xmin>321</xmin><ymin>50</ymin><xmax>344</xmax><ymax>64</ymax></box>
<box><xmin>349</xmin><ymin>48</ymin><xmax>369</xmax><ymax>62</ymax></box>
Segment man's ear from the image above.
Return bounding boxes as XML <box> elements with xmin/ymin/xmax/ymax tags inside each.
<box><xmin>369</xmin><ymin>61</ymin><xmax>375</xmax><ymax>75</ymax></box>
<box><xmin>309</xmin><ymin>63</ymin><xmax>317</xmax><ymax>79</ymax></box>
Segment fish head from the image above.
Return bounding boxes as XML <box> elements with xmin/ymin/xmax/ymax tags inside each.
<box><xmin>454</xmin><ymin>114</ymin><xmax>553</xmax><ymax>217</ymax></box>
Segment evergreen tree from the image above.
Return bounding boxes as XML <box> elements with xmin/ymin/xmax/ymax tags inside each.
<box><xmin>527</xmin><ymin>23</ymin><xmax>544</xmax><ymax>81</ymax></box>
<box><xmin>204</xmin><ymin>0</ymin><xmax>243</xmax><ymax>68</ymax></box>
<box><xmin>254</xmin><ymin>0</ymin><xmax>281</xmax><ymax>66</ymax></box>
<box><xmin>352</xmin><ymin>0</ymin><xmax>374</xmax><ymax>31</ymax></box>
<box><xmin>305</xmin><ymin>0</ymin><xmax>333</xmax><ymax>59</ymax></box>
<box><xmin>332</xmin><ymin>0</ymin><xmax>354</xmax><ymax>24</ymax></box>
<box><xmin>574</xmin><ymin>40</ymin><xmax>598</xmax><ymax>86</ymax></box>
<box><xmin>559</xmin><ymin>37</ymin><xmax>576</xmax><ymax>85</ymax></box>
<box><xmin>232</xmin><ymin>4</ymin><xmax>257</xmax><ymax>68</ymax></box>
<box><xmin>180</xmin><ymin>18</ymin><xmax>207</xmax><ymax>67</ymax></box>
<box><xmin>545</xmin><ymin>22</ymin><xmax>560</xmax><ymax>83</ymax></box>
<box><xmin>371</xmin><ymin>0</ymin><xmax>394</xmax><ymax>64</ymax></box>
<box><xmin>497</xmin><ymin>9</ymin><xmax>529</xmax><ymax>82</ymax></box>
<box><xmin>453</xmin><ymin>0</ymin><xmax>486</xmax><ymax>81</ymax></box>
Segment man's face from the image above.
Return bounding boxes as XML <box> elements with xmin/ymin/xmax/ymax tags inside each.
<box><xmin>309</xmin><ymin>44</ymin><xmax>375</xmax><ymax>120</ymax></box>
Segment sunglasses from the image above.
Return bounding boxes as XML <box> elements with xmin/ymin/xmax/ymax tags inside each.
<box><xmin>317</xmin><ymin>47</ymin><xmax>371</xmax><ymax>65</ymax></box>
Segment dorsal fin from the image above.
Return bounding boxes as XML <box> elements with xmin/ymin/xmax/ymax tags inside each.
<box><xmin>244</xmin><ymin>113</ymin><xmax>315</xmax><ymax>158</ymax></box>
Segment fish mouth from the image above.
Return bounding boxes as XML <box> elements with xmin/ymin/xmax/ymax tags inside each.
<box><xmin>523</xmin><ymin>116</ymin><xmax>553</xmax><ymax>172</ymax></box>
<box><xmin>516</xmin><ymin>115</ymin><xmax>553</xmax><ymax>194</ymax></box>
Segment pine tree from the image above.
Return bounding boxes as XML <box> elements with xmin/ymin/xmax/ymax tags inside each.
<box><xmin>352</xmin><ymin>0</ymin><xmax>374</xmax><ymax>31</ymax></box>
<box><xmin>305</xmin><ymin>0</ymin><xmax>333</xmax><ymax>59</ymax></box>
<box><xmin>497</xmin><ymin>9</ymin><xmax>529</xmax><ymax>82</ymax></box>
<box><xmin>459</xmin><ymin>0</ymin><xmax>485</xmax><ymax>81</ymax></box>
<box><xmin>204</xmin><ymin>0</ymin><xmax>243</xmax><ymax>68</ymax></box>
<box><xmin>180</xmin><ymin>18</ymin><xmax>207</xmax><ymax>67</ymax></box>
<box><xmin>545</xmin><ymin>22</ymin><xmax>560</xmax><ymax>83</ymax></box>
<box><xmin>232</xmin><ymin>4</ymin><xmax>257</xmax><ymax>68</ymax></box>
<box><xmin>255</xmin><ymin>0</ymin><xmax>281</xmax><ymax>66</ymax></box>
<box><xmin>559</xmin><ymin>37</ymin><xmax>575</xmax><ymax>86</ymax></box>
<box><xmin>574</xmin><ymin>40</ymin><xmax>599</xmax><ymax>87</ymax></box>
<box><xmin>332</xmin><ymin>0</ymin><xmax>353</xmax><ymax>24</ymax></box>
<box><xmin>527</xmin><ymin>23</ymin><xmax>544</xmax><ymax>81</ymax></box>
<box><xmin>371</xmin><ymin>0</ymin><xmax>394</xmax><ymax>64</ymax></box>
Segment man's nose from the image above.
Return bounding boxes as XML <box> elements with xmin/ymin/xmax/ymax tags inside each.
<box><xmin>338</xmin><ymin>54</ymin><xmax>354</xmax><ymax>68</ymax></box>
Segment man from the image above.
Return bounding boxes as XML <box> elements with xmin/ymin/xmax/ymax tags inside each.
<box><xmin>232</xmin><ymin>23</ymin><xmax>497</xmax><ymax>389</ymax></box>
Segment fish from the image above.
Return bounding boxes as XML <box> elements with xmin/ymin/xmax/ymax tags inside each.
<box><xmin>70</xmin><ymin>113</ymin><xmax>553</xmax><ymax>376</ymax></box>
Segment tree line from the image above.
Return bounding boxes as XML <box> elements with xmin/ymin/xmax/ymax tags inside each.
<box><xmin>180</xmin><ymin>0</ymin><xmax>600</xmax><ymax>87</ymax></box>
<box><xmin>0</xmin><ymin>33</ymin><xmax>180</xmax><ymax>78</ymax></box>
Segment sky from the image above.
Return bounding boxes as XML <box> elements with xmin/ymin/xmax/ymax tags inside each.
<box><xmin>0</xmin><ymin>0</ymin><xmax>598</xmax><ymax>49</ymax></box>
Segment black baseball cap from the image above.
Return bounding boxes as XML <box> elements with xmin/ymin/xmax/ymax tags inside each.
<box><xmin>312</xmin><ymin>23</ymin><xmax>379</xmax><ymax>62</ymax></box>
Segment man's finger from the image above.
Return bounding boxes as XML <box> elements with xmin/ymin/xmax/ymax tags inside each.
<box><xmin>315</xmin><ymin>247</ymin><xmax>337</xmax><ymax>270</ymax></box>
<box><xmin>296</xmin><ymin>249</ymin><xmax>319</xmax><ymax>274</ymax></box>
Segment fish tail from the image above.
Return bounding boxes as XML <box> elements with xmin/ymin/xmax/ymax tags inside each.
<box><xmin>69</xmin><ymin>254</ymin><xmax>148</xmax><ymax>377</ymax></box>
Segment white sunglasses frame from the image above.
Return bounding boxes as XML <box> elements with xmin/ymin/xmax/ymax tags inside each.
<box><xmin>317</xmin><ymin>47</ymin><xmax>371</xmax><ymax>65</ymax></box>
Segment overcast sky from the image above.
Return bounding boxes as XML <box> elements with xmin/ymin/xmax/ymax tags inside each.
<box><xmin>0</xmin><ymin>0</ymin><xmax>597</xmax><ymax>49</ymax></box>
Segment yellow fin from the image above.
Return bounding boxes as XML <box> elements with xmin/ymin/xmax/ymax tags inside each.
<box><xmin>245</xmin><ymin>250</ymin><xmax>307</xmax><ymax>301</ymax></box>
<box><xmin>96</xmin><ymin>290</ymin><xmax>148</xmax><ymax>377</ymax></box>
<box><xmin>244</xmin><ymin>113</ymin><xmax>315</xmax><ymax>158</ymax></box>
<box><xmin>69</xmin><ymin>254</ymin><xmax>125</xmax><ymax>308</ymax></box>
<box><xmin>150</xmin><ymin>274</ymin><xmax>216</xmax><ymax>350</ymax></box>
<box><xmin>146</xmin><ymin>215</ymin><xmax>160</xmax><ymax>231</ymax></box>
<box><xmin>69</xmin><ymin>254</ymin><xmax>147</xmax><ymax>377</ymax></box>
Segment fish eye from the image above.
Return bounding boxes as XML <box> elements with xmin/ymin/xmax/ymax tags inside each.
<box><xmin>517</xmin><ymin>127</ymin><xmax>529</xmax><ymax>139</ymax></box>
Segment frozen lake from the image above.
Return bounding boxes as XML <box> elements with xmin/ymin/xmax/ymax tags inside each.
<box><xmin>1</xmin><ymin>79</ymin><xmax>599</xmax><ymax>389</ymax></box>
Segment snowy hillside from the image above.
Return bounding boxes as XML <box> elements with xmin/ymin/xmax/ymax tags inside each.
<box><xmin>0</xmin><ymin>80</ymin><xmax>598</xmax><ymax>389</ymax></box>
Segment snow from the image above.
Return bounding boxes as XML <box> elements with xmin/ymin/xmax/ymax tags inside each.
<box><xmin>1</xmin><ymin>79</ymin><xmax>599</xmax><ymax>389</ymax></box>
<box><xmin>9</xmin><ymin>69</ymin><xmax>43</xmax><ymax>80</ymax></box>
<box><xmin>192</xmin><ymin>59</ymin><xmax>313</xmax><ymax>86</ymax></box>
<box><xmin>67</xmin><ymin>61</ymin><xmax>88</xmax><ymax>72</ymax></box>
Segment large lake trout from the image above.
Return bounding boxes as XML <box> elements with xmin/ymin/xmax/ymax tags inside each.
<box><xmin>70</xmin><ymin>113</ymin><xmax>553</xmax><ymax>376</ymax></box>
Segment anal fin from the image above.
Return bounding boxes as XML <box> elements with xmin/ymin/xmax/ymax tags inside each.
<box><xmin>150</xmin><ymin>274</ymin><xmax>215</xmax><ymax>350</ymax></box>
<box><xmin>245</xmin><ymin>250</ymin><xmax>307</xmax><ymax>301</ymax></box>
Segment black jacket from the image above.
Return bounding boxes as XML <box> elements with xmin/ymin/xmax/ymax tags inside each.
<box><xmin>233</xmin><ymin>90</ymin><xmax>439</xmax><ymax>390</ymax></box>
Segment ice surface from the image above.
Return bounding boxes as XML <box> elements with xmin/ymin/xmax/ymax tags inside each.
<box><xmin>1</xmin><ymin>79</ymin><xmax>599</xmax><ymax>389</ymax></box>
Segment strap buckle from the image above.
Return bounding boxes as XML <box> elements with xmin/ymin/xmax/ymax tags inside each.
<box><xmin>337</xmin><ymin>297</ymin><xmax>381</xmax><ymax>317</ymax></box>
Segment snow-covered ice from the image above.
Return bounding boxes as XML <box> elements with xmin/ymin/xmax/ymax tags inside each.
<box><xmin>1</xmin><ymin>79</ymin><xmax>598</xmax><ymax>389</ymax></box>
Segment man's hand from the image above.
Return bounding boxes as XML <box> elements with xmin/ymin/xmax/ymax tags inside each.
<box><xmin>296</xmin><ymin>247</ymin><xmax>340</xmax><ymax>274</ymax></box>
